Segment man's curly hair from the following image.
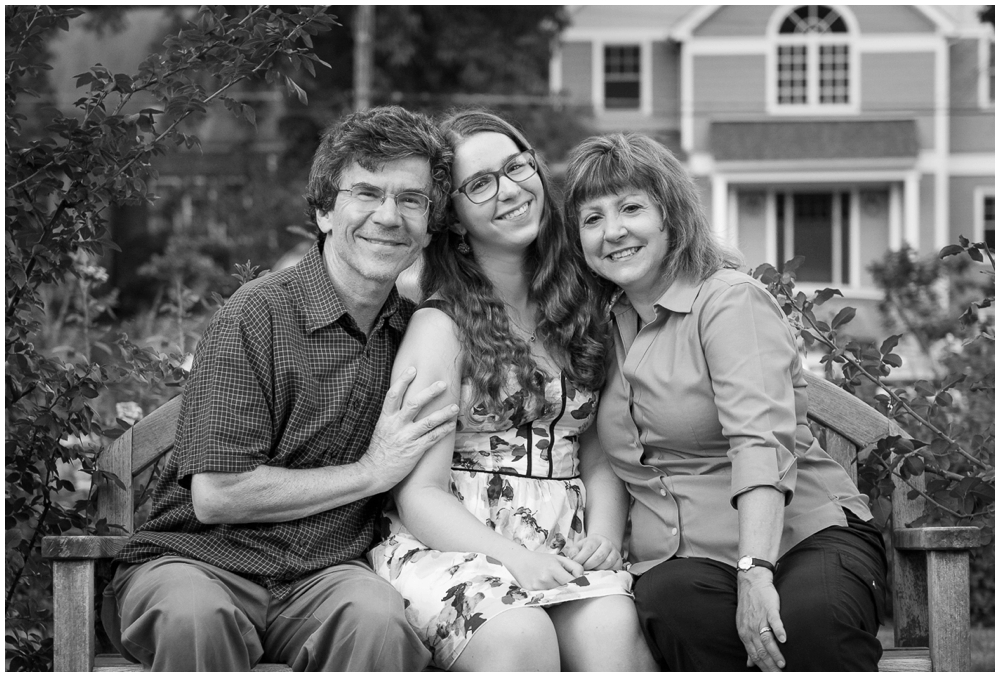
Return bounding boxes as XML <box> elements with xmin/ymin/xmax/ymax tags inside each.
<box><xmin>305</xmin><ymin>106</ymin><xmax>453</xmax><ymax>244</ymax></box>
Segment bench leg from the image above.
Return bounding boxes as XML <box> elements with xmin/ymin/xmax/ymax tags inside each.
<box><xmin>926</xmin><ymin>551</ymin><xmax>971</xmax><ymax>671</ymax></box>
<box><xmin>53</xmin><ymin>560</ymin><xmax>96</xmax><ymax>672</ymax></box>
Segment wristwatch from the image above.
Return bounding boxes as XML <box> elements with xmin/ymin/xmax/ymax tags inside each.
<box><xmin>736</xmin><ymin>556</ymin><xmax>775</xmax><ymax>573</ymax></box>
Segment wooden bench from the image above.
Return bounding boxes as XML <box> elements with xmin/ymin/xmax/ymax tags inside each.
<box><xmin>43</xmin><ymin>371</ymin><xmax>980</xmax><ymax>671</ymax></box>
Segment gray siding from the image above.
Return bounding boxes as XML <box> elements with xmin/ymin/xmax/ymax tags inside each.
<box><xmin>851</xmin><ymin>5</ymin><xmax>937</xmax><ymax>34</ymax></box>
<box><xmin>736</xmin><ymin>190</ymin><xmax>769</xmax><ymax>268</ymax></box>
<box><xmin>858</xmin><ymin>190</ymin><xmax>890</xmax><ymax>289</ymax></box>
<box><xmin>692</xmin><ymin>54</ymin><xmax>766</xmax><ymax>151</ymax></box>
<box><xmin>561</xmin><ymin>41</ymin><xmax>592</xmax><ymax>106</ymax></box>
<box><xmin>651</xmin><ymin>40</ymin><xmax>680</xmax><ymax>120</ymax></box>
<box><xmin>949</xmin><ymin>38</ymin><xmax>995</xmax><ymax>153</ymax></box>
<box><xmin>950</xmin><ymin>176</ymin><xmax>994</xmax><ymax>243</ymax></box>
<box><xmin>693</xmin><ymin>5</ymin><xmax>775</xmax><ymax>37</ymax></box>
<box><xmin>860</xmin><ymin>52</ymin><xmax>936</xmax><ymax>150</ymax></box>
<box><xmin>919</xmin><ymin>173</ymin><xmax>936</xmax><ymax>255</ymax></box>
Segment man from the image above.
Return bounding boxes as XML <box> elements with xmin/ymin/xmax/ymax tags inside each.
<box><xmin>104</xmin><ymin>106</ymin><xmax>458</xmax><ymax>671</ymax></box>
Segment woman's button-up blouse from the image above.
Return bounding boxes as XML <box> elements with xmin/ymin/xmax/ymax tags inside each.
<box><xmin>597</xmin><ymin>268</ymin><xmax>872</xmax><ymax>576</ymax></box>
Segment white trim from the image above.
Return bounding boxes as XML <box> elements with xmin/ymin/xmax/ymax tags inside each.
<box><xmin>856</xmin><ymin>35</ymin><xmax>945</xmax><ymax>53</ymax></box>
<box><xmin>549</xmin><ymin>42</ymin><xmax>562</xmax><ymax>95</ymax></box>
<box><xmin>935</xmin><ymin>37</ymin><xmax>949</xmax><ymax>250</ymax></box>
<box><xmin>973</xmin><ymin>185</ymin><xmax>996</xmax><ymax>244</ymax></box>
<box><xmin>980</xmin><ymin>35</ymin><xmax>996</xmax><ymax>111</ymax></box>
<box><xmin>727</xmin><ymin>187</ymin><xmax>739</xmax><ymax>246</ymax></box>
<box><xmin>687</xmin><ymin>39</ymin><xmax>768</xmax><ymax>55</ymax></box>
<box><xmin>681</xmin><ymin>41</ymin><xmax>694</xmax><ymax>152</ymax></box>
<box><xmin>765</xmin><ymin>188</ymin><xmax>778</xmax><ymax>267</ymax></box>
<box><xmin>688</xmin><ymin>151</ymin><xmax>714</xmax><ymax>176</ymax></box>
<box><xmin>712</xmin><ymin>174</ymin><xmax>729</xmax><ymax>243</ymax></box>
<box><xmin>913</xmin><ymin>5</ymin><xmax>956</xmax><ymax>35</ymax></box>
<box><xmin>889</xmin><ymin>182</ymin><xmax>903</xmax><ymax>251</ymax></box>
<box><xmin>671</xmin><ymin>4</ymin><xmax>720</xmax><ymax>42</ymax></box>
<box><xmin>715</xmin><ymin>158</ymin><xmax>917</xmax><ymax>174</ymax></box>
<box><xmin>904</xmin><ymin>171</ymin><xmax>920</xmax><ymax>250</ymax></box>
<box><xmin>591</xmin><ymin>41</ymin><xmax>603</xmax><ymax>113</ymax></box>
<box><xmin>686</xmin><ymin>34</ymin><xmax>942</xmax><ymax>55</ymax></box>
<box><xmin>849</xmin><ymin>188</ymin><xmax>861</xmax><ymax>287</ymax></box>
<box><xmin>562</xmin><ymin>27</ymin><xmax>671</xmax><ymax>42</ymax></box>
<box><xmin>719</xmin><ymin>169</ymin><xmax>913</xmax><ymax>184</ymax></box>
<box><xmin>832</xmin><ymin>190</ymin><xmax>844</xmax><ymax>285</ymax></box>
<box><xmin>919</xmin><ymin>151</ymin><xmax>998</xmax><ymax>175</ymax></box>
<box><xmin>947</xmin><ymin>153</ymin><xmax>998</xmax><ymax>176</ymax></box>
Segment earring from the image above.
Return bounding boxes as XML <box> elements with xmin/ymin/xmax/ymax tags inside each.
<box><xmin>456</xmin><ymin>232</ymin><xmax>471</xmax><ymax>255</ymax></box>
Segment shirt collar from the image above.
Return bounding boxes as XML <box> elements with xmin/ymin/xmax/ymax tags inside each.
<box><xmin>610</xmin><ymin>275</ymin><xmax>705</xmax><ymax>318</ymax></box>
<box><xmin>291</xmin><ymin>242</ymin><xmax>407</xmax><ymax>334</ymax></box>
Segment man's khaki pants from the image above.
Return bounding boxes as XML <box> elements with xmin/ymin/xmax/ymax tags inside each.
<box><xmin>103</xmin><ymin>556</ymin><xmax>431</xmax><ymax>671</ymax></box>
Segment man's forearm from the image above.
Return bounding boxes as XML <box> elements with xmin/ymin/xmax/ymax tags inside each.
<box><xmin>191</xmin><ymin>461</ymin><xmax>389</xmax><ymax>524</ymax></box>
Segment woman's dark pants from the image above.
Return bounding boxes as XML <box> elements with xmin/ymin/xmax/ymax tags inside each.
<box><xmin>633</xmin><ymin>511</ymin><xmax>887</xmax><ymax>671</ymax></box>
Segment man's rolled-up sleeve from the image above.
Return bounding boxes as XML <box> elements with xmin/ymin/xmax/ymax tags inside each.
<box><xmin>698</xmin><ymin>281</ymin><xmax>800</xmax><ymax>508</ymax></box>
<box><xmin>173</xmin><ymin>305</ymin><xmax>274</xmax><ymax>487</ymax></box>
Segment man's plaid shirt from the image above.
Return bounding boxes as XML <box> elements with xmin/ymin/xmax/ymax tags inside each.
<box><xmin>115</xmin><ymin>243</ymin><xmax>414</xmax><ymax>599</ymax></box>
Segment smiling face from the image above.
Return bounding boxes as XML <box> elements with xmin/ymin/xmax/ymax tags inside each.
<box><xmin>578</xmin><ymin>189</ymin><xmax>671</xmax><ymax>303</ymax></box>
<box><xmin>450</xmin><ymin>132</ymin><xmax>544</xmax><ymax>256</ymax></box>
<box><xmin>317</xmin><ymin>156</ymin><xmax>433</xmax><ymax>292</ymax></box>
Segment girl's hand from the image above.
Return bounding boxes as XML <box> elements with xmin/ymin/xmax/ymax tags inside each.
<box><xmin>566</xmin><ymin>534</ymin><xmax>623</xmax><ymax>571</ymax></box>
<box><xmin>506</xmin><ymin>549</ymin><xmax>586</xmax><ymax>590</ymax></box>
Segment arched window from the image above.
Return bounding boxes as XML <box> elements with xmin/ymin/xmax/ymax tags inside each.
<box><xmin>774</xmin><ymin>5</ymin><xmax>853</xmax><ymax>109</ymax></box>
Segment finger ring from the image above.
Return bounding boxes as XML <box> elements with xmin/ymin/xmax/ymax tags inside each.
<box><xmin>759</xmin><ymin>626</ymin><xmax>772</xmax><ymax>636</ymax></box>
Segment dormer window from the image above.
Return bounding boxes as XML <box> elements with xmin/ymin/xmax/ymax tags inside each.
<box><xmin>772</xmin><ymin>6</ymin><xmax>856</xmax><ymax>113</ymax></box>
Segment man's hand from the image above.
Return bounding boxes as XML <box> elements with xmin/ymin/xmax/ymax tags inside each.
<box><xmin>565</xmin><ymin>534</ymin><xmax>623</xmax><ymax>571</ymax></box>
<box><xmin>358</xmin><ymin>366</ymin><xmax>459</xmax><ymax>492</ymax></box>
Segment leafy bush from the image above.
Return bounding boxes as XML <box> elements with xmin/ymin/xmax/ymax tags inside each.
<box><xmin>753</xmin><ymin>237</ymin><xmax>994</xmax><ymax>625</ymax></box>
<box><xmin>5</xmin><ymin>6</ymin><xmax>335</xmax><ymax>669</ymax></box>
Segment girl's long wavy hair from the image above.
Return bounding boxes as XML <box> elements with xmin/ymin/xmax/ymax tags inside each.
<box><xmin>421</xmin><ymin>110</ymin><xmax>609</xmax><ymax>417</ymax></box>
<box><xmin>563</xmin><ymin>132</ymin><xmax>743</xmax><ymax>309</ymax></box>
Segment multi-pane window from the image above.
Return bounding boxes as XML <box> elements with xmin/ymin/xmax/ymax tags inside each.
<box><xmin>604</xmin><ymin>45</ymin><xmax>640</xmax><ymax>110</ymax></box>
<box><xmin>819</xmin><ymin>44</ymin><xmax>850</xmax><ymax>103</ymax></box>
<box><xmin>777</xmin><ymin>46</ymin><xmax>808</xmax><ymax>104</ymax></box>
<box><xmin>775</xmin><ymin>6</ymin><xmax>851</xmax><ymax>109</ymax></box>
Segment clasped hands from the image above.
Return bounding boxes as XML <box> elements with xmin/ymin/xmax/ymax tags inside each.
<box><xmin>505</xmin><ymin>534</ymin><xmax>623</xmax><ymax>591</ymax></box>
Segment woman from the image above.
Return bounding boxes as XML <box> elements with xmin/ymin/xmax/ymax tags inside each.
<box><xmin>563</xmin><ymin>133</ymin><xmax>888</xmax><ymax>672</ymax></box>
<box><xmin>368</xmin><ymin>112</ymin><xmax>656</xmax><ymax>672</ymax></box>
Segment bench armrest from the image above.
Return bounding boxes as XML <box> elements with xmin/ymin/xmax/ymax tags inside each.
<box><xmin>42</xmin><ymin>535</ymin><xmax>130</xmax><ymax>560</ymax></box>
<box><xmin>893</xmin><ymin>526</ymin><xmax>981</xmax><ymax>551</ymax></box>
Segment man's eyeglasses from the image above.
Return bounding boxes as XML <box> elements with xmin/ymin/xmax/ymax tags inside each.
<box><xmin>452</xmin><ymin>149</ymin><xmax>538</xmax><ymax>205</ymax></box>
<box><xmin>336</xmin><ymin>184</ymin><xmax>432</xmax><ymax>220</ymax></box>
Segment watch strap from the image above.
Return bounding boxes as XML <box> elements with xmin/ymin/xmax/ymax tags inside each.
<box><xmin>739</xmin><ymin>556</ymin><xmax>775</xmax><ymax>572</ymax></box>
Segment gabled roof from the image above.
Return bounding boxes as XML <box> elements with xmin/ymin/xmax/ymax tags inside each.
<box><xmin>669</xmin><ymin>4</ymin><xmax>964</xmax><ymax>41</ymax></box>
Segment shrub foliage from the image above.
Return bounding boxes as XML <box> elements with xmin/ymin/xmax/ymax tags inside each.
<box><xmin>5</xmin><ymin>6</ymin><xmax>335</xmax><ymax>670</ymax></box>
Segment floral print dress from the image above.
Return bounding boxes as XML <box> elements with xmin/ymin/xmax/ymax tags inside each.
<box><xmin>367</xmin><ymin>370</ymin><xmax>634</xmax><ymax>669</ymax></box>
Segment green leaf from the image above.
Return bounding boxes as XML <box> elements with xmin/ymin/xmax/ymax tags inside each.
<box><xmin>812</xmin><ymin>287</ymin><xmax>842</xmax><ymax>306</ymax></box>
<box><xmin>914</xmin><ymin>380</ymin><xmax>935</xmax><ymax>396</ymax></box>
<box><xmin>938</xmin><ymin>244</ymin><xmax>964</xmax><ymax>258</ymax></box>
<box><xmin>831</xmin><ymin>307</ymin><xmax>856</xmax><ymax>329</ymax></box>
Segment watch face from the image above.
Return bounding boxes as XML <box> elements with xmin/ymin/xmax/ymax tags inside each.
<box><xmin>737</xmin><ymin>556</ymin><xmax>752</xmax><ymax>571</ymax></box>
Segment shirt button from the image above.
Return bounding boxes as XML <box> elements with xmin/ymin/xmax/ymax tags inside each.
<box><xmin>671</xmin><ymin>527</ymin><xmax>678</xmax><ymax>536</ymax></box>
<box><xmin>659</xmin><ymin>489</ymin><xmax>667</xmax><ymax>497</ymax></box>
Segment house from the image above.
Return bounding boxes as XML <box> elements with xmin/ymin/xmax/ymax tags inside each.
<box><xmin>552</xmin><ymin>5</ymin><xmax>995</xmax><ymax>336</ymax></box>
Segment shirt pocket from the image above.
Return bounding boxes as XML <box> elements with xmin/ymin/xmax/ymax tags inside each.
<box><xmin>838</xmin><ymin>550</ymin><xmax>887</xmax><ymax>625</ymax></box>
